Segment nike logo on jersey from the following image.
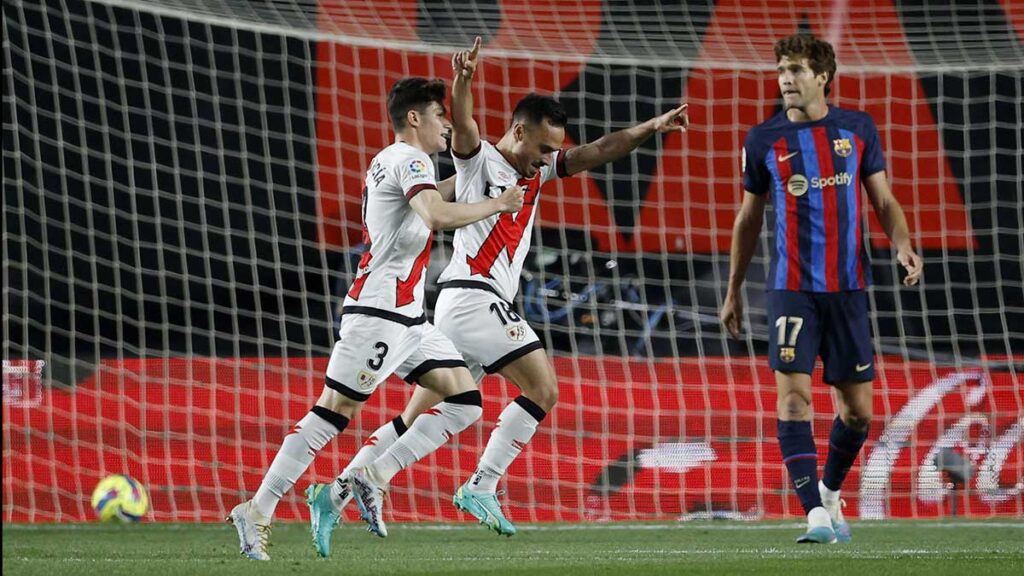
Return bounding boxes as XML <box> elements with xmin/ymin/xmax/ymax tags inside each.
<box><xmin>794</xmin><ymin>476</ymin><xmax>810</xmax><ymax>489</ymax></box>
<box><xmin>779</xmin><ymin>151</ymin><xmax>799</xmax><ymax>162</ymax></box>
<box><xmin>856</xmin><ymin>363</ymin><xmax>872</xmax><ymax>372</ymax></box>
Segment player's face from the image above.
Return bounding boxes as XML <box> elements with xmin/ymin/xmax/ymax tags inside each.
<box><xmin>512</xmin><ymin>119</ymin><xmax>565</xmax><ymax>178</ymax></box>
<box><xmin>418</xmin><ymin>101</ymin><xmax>452</xmax><ymax>154</ymax></box>
<box><xmin>777</xmin><ymin>56</ymin><xmax>827</xmax><ymax>110</ymax></box>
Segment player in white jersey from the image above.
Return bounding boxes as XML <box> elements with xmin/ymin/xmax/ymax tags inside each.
<box><xmin>228</xmin><ymin>77</ymin><xmax>524</xmax><ymax>560</ymax></box>
<box><xmin>305</xmin><ymin>38</ymin><xmax>689</xmax><ymax>549</ymax></box>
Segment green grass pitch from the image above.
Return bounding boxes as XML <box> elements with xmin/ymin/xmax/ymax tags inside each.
<box><xmin>4</xmin><ymin>520</ymin><xmax>1023</xmax><ymax>575</ymax></box>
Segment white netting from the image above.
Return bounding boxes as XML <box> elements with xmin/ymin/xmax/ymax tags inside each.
<box><xmin>4</xmin><ymin>0</ymin><xmax>1022</xmax><ymax>523</ymax></box>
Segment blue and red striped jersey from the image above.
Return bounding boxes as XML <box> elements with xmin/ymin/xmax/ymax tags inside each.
<box><xmin>743</xmin><ymin>106</ymin><xmax>886</xmax><ymax>292</ymax></box>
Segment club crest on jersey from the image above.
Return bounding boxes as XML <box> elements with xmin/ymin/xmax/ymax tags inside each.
<box><xmin>786</xmin><ymin>174</ymin><xmax>808</xmax><ymax>197</ymax></box>
<box><xmin>505</xmin><ymin>324</ymin><xmax>526</xmax><ymax>342</ymax></box>
<box><xmin>833</xmin><ymin>138</ymin><xmax>853</xmax><ymax>157</ymax></box>
<box><xmin>408</xmin><ymin>159</ymin><xmax>428</xmax><ymax>175</ymax></box>
<box><xmin>779</xmin><ymin>347</ymin><xmax>796</xmax><ymax>363</ymax></box>
<box><xmin>357</xmin><ymin>370</ymin><xmax>377</xmax><ymax>391</ymax></box>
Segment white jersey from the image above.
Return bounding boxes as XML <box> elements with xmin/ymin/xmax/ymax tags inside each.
<box><xmin>343</xmin><ymin>142</ymin><xmax>438</xmax><ymax>320</ymax></box>
<box><xmin>437</xmin><ymin>140</ymin><xmax>565</xmax><ymax>301</ymax></box>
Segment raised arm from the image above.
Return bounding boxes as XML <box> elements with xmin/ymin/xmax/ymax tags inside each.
<box><xmin>450</xmin><ymin>37</ymin><xmax>482</xmax><ymax>157</ymax></box>
<box><xmin>561</xmin><ymin>103</ymin><xmax>689</xmax><ymax>176</ymax></box>
<box><xmin>720</xmin><ymin>191</ymin><xmax>767</xmax><ymax>339</ymax></box>
<box><xmin>863</xmin><ymin>171</ymin><xmax>922</xmax><ymax>286</ymax></box>
<box><xmin>409</xmin><ymin>185</ymin><xmax>523</xmax><ymax>231</ymax></box>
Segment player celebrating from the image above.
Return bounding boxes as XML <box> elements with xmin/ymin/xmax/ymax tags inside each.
<box><xmin>720</xmin><ymin>34</ymin><xmax>923</xmax><ymax>543</ymax></box>
<box><xmin>306</xmin><ymin>37</ymin><xmax>688</xmax><ymax>551</ymax></box>
<box><xmin>228</xmin><ymin>77</ymin><xmax>524</xmax><ymax>560</ymax></box>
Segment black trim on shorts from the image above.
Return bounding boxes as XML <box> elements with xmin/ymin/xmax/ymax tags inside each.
<box><xmin>437</xmin><ymin>280</ymin><xmax>510</xmax><ymax>304</ymax></box>
<box><xmin>483</xmin><ymin>340</ymin><xmax>545</xmax><ymax>374</ymax></box>
<box><xmin>402</xmin><ymin>359</ymin><xmax>469</xmax><ymax>384</ymax></box>
<box><xmin>325</xmin><ymin>375</ymin><xmax>371</xmax><ymax>402</ymax></box>
<box><xmin>514</xmin><ymin>395</ymin><xmax>548</xmax><ymax>423</ymax></box>
<box><xmin>310</xmin><ymin>406</ymin><xmax>351</xmax><ymax>432</ymax></box>
<box><xmin>341</xmin><ymin>306</ymin><xmax>426</xmax><ymax>327</ymax></box>
<box><xmin>391</xmin><ymin>416</ymin><xmax>408</xmax><ymax>437</ymax></box>
<box><xmin>451</xmin><ymin>142</ymin><xmax>482</xmax><ymax>160</ymax></box>
<box><xmin>444</xmin><ymin>390</ymin><xmax>483</xmax><ymax>406</ymax></box>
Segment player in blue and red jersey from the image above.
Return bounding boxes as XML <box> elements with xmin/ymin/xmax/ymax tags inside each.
<box><xmin>721</xmin><ymin>34</ymin><xmax>923</xmax><ymax>544</ymax></box>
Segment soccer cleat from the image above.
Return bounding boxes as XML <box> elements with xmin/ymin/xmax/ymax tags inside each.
<box><xmin>796</xmin><ymin>506</ymin><xmax>837</xmax><ymax>544</ymax></box>
<box><xmin>346</xmin><ymin>467</ymin><xmax>389</xmax><ymax>538</ymax></box>
<box><xmin>796</xmin><ymin>525</ymin><xmax>838</xmax><ymax>544</ymax></box>
<box><xmin>226</xmin><ymin>500</ymin><xmax>272</xmax><ymax>561</ymax></box>
<box><xmin>305</xmin><ymin>482</ymin><xmax>347</xmax><ymax>557</ymax></box>
<box><xmin>452</xmin><ymin>482</ymin><xmax>517</xmax><ymax>537</ymax></box>
<box><xmin>820</xmin><ymin>482</ymin><xmax>852</xmax><ymax>543</ymax></box>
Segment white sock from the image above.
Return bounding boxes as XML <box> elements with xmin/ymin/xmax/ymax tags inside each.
<box><xmin>367</xmin><ymin>392</ymin><xmax>483</xmax><ymax>486</ymax></box>
<box><xmin>330</xmin><ymin>417</ymin><xmax>405</xmax><ymax>507</ymax></box>
<box><xmin>819</xmin><ymin>480</ymin><xmax>840</xmax><ymax>503</ymax></box>
<box><xmin>469</xmin><ymin>397</ymin><xmax>545</xmax><ymax>494</ymax></box>
<box><xmin>252</xmin><ymin>409</ymin><xmax>344</xmax><ymax>518</ymax></box>
<box><xmin>808</xmin><ymin>506</ymin><xmax>831</xmax><ymax>529</ymax></box>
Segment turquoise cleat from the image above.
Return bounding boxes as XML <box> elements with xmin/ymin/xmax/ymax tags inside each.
<box><xmin>796</xmin><ymin>525</ymin><xmax>837</xmax><ymax>544</ymax></box>
<box><xmin>305</xmin><ymin>483</ymin><xmax>343</xmax><ymax>558</ymax></box>
<box><xmin>452</xmin><ymin>483</ymin><xmax>517</xmax><ymax>537</ymax></box>
<box><xmin>822</xmin><ymin>492</ymin><xmax>852</xmax><ymax>543</ymax></box>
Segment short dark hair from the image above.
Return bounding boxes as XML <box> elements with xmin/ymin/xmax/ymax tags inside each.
<box><xmin>512</xmin><ymin>94</ymin><xmax>568</xmax><ymax>128</ymax></box>
<box><xmin>388</xmin><ymin>77</ymin><xmax>446</xmax><ymax>130</ymax></box>
<box><xmin>774</xmin><ymin>34</ymin><xmax>837</xmax><ymax>95</ymax></box>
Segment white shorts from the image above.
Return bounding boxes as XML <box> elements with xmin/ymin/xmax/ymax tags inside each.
<box><xmin>325</xmin><ymin>310</ymin><xmax>466</xmax><ymax>400</ymax></box>
<box><xmin>433</xmin><ymin>286</ymin><xmax>543</xmax><ymax>382</ymax></box>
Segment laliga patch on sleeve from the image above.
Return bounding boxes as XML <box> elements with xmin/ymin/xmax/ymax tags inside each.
<box><xmin>407</xmin><ymin>159</ymin><xmax>430</xmax><ymax>179</ymax></box>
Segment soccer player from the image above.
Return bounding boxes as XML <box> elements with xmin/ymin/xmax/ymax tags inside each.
<box><xmin>228</xmin><ymin>77</ymin><xmax>525</xmax><ymax>560</ymax></box>
<box><xmin>720</xmin><ymin>34</ymin><xmax>923</xmax><ymax>543</ymax></box>
<box><xmin>306</xmin><ymin>37</ymin><xmax>688</xmax><ymax>552</ymax></box>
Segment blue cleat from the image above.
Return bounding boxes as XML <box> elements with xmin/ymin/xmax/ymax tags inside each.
<box><xmin>824</xmin><ymin>498</ymin><xmax>852</xmax><ymax>543</ymax></box>
<box><xmin>452</xmin><ymin>482</ymin><xmax>517</xmax><ymax>537</ymax></box>
<box><xmin>305</xmin><ymin>483</ymin><xmax>344</xmax><ymax>557</ymax></box>
<box><xmin>820</xmin><ymin>482</ymin><xmax>852</xmax><ymax>543</ymax></box>
<box><xmin>796</xmin><ymin>525</ymin><xmax>838</xmax><ymax>543</ymax></box>
<box><xmin>796</xmin><ymin>507</ymin><xmax>837</xmax><ymax>544</ymax></box>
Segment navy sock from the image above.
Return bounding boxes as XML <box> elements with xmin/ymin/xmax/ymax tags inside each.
<box><xmin>822</xmin><ymin>416</ymin><xmax>869</xmax><ymax>492</ymax></box>
<box><xmin>777</xmin><ymin>420</ymin><xmax>822</xmax><ymax>514</ymax></box>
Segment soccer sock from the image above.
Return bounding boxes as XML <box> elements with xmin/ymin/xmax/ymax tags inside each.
<box><xmin>252</xmin><ymin>406</ymin><xmax>348</xmax><ymax>519</ymax></box>
<box><xmin>777</xmin><ymin>419</ymin><xmax>823</xmax><ymax>514</ymax></box>
<box><xmin>469</xmin><ymin>396</ymin><xmax>546</xmax><ymax>494</ymax></box>
<box><xmin>330</xmin><ymin>416</ymin><xmax>407</xmax><ymax>507</ymax></box>
<box><xmin>822</xmin><ymin>416</ymin><xmax>869</xmax><ymax>492</ymax></box>
<box><xmin>367</xmin><ymin>390</ymin><xmax>483</xmax><ymax>486</ymax></box>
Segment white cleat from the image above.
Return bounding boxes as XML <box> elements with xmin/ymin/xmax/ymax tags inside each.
<box><xmin>346</xmin><ymin>467</ymin><xmax>389</xmax><ymax>538</ymax></box>
<box><xmin>227</xmin><ymin>500</ymin><xmax>272</xmax><ymax>561</ymax></box>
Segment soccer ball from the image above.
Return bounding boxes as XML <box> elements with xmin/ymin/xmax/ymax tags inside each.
<box><xmin>91</xmin><ymin>474</ymin><xmax>149</xmax><ymax>522</ymax></box>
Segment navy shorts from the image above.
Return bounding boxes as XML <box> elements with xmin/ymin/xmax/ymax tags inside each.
<box><xmin>766</xmin><ymin>290</ymin><xmax>876</xmax><ymax>384</ymax></box>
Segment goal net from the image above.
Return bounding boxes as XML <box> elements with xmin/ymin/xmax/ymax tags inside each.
<box><xmin>4</xmin><ymin>0</ymin><xmax>1022</xmax><ymax>523</ymax></box>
